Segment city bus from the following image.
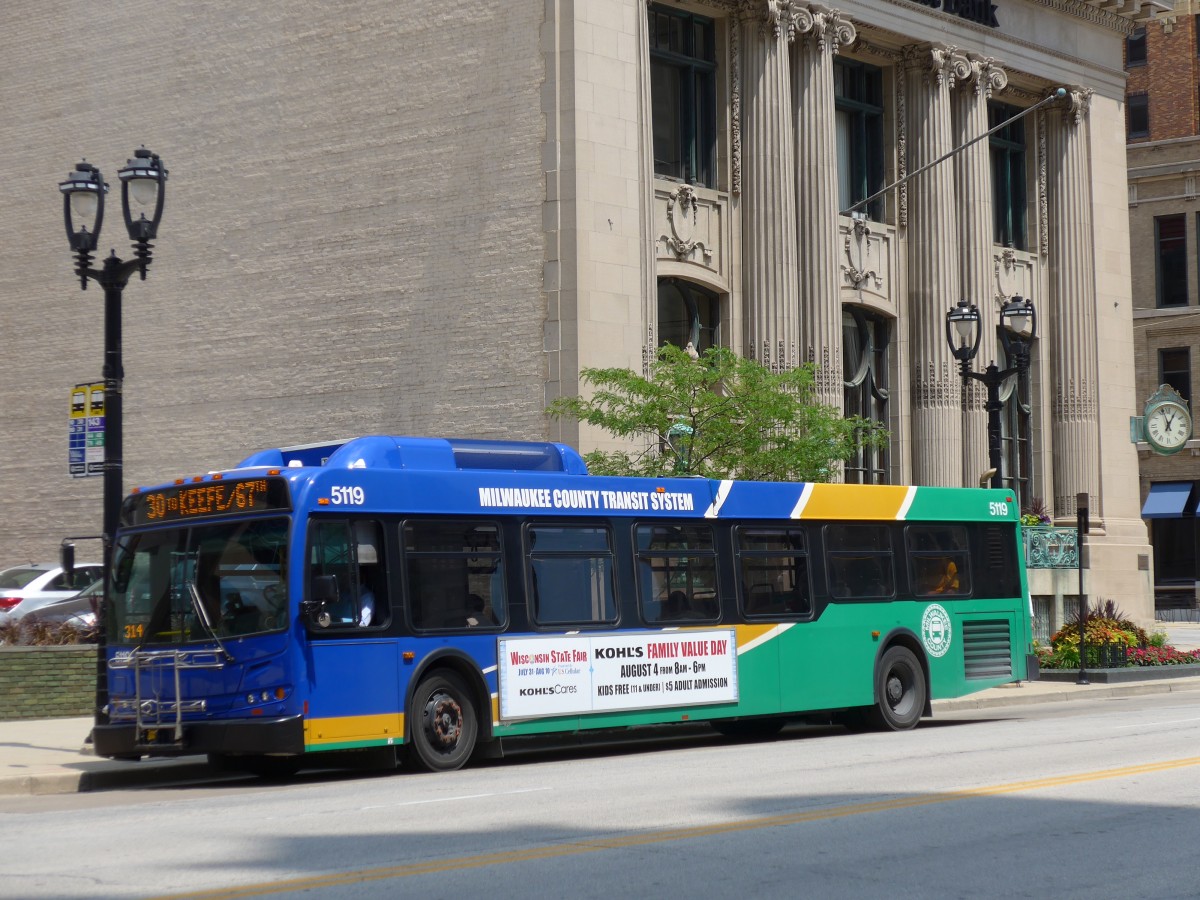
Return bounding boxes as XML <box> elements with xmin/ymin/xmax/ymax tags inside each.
<box><xmin>91</xmin><ymin>435</ymin><xmax>1033</xmax><ymax>774</ymax></box>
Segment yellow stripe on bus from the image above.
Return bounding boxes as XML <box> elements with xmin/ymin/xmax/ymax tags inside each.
<box><xmin>304</xmin><ymin>712</ymin><xmax>404</xmax><ymax>747</ymax></box>
<box><xmin>797</xmin><ymin>484</ymin><xmax>913</xmax><ymax>520</ymax></box>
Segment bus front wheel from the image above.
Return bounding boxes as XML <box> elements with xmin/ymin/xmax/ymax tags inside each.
<box><xmin>866</xmin><ymin>646</ymin><xmax>926</xmax><ymax>731</ymax></box>
<box><xmin>407</xmin><ymin>672</ymin><xmax>478</xmax><ymax>772</ymax></box>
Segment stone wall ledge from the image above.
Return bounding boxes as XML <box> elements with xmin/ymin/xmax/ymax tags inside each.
<box><xmin>1039</xmin><ymin>664</ymin><xmax>1200</xmax><ymax>683</ymax></box>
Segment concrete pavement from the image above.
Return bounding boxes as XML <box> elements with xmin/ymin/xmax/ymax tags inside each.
<box><xmin>3</xmin><ymin>622</ymin><xmax>1198</xmax><ymax>797</ymax></box>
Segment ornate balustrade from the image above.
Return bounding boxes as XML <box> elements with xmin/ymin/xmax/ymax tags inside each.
<box><xmin>1023</xmin><ymin>525</ymin><xmax>1079</xmax><ymax>569</ymax></box>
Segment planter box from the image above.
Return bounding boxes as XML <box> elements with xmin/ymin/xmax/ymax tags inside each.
<box><xmin>0</xmin><ymin>645</ymin><xmax>97</xmax><ymax>720</ymax></box>
<box><xmin>1038</xmin><ymin>664</ymin><xmax>1200</xmax><ymax>683</ymax></box>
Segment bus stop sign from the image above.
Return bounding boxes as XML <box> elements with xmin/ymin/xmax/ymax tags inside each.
<box><xmin>68</xmin><ymin>381</ymin><xmax>106</xmax><ymax>477</ymax></box>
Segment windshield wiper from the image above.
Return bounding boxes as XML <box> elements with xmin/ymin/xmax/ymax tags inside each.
<box><xmin>187</xmin><ymin>583</ymin><xmax>235</xmax><ymax>662</ymax></box>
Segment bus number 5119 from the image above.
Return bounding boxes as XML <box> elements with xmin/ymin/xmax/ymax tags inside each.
<box><xmin>330</xmin><ymin>486</ymin><xmax>366</xmax><ymax>505</ymax></box>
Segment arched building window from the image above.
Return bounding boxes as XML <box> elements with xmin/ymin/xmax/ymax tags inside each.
<box><xmin>843</xmin><ymin>308</ymin><xmax>890</xmax><ymax>484</ymax></box>
<box><xmin>658</xmin><ymin>278</ymin><xmax>719</xmax><ymax>352</ymax></box>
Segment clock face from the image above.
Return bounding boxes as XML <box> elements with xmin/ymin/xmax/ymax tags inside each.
<box><xmin>1146</xmin><ymin>401</ymin><xmax>1191</xmax><ymax>451</ymax></box>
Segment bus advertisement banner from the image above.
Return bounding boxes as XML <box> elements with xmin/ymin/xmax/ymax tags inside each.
<box><xmin>498</xmin><ymin>630</ymin><xmax>738</xmax><ymax>720</ymax></box>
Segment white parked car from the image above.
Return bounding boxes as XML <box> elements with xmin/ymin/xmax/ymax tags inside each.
<box><xmin>0</xmin><ymin>563</ymin><xmax>104</xmax><ymax>624</ymax></box>
<box><xmin>34</xmin><ymin>578</ymin><xmax>104</xmax><ymax>628</ymax></box>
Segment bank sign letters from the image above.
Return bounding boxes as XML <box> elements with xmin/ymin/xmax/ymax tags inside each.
<box><xmin>498</xmin><ymin>630</ymin><xmax>738</xmax><ymax>720</ymax></box>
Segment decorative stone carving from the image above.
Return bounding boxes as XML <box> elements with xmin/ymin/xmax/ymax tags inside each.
<box><xmin>739</xmin><ymin>0</ymin><xmax>797</xmax><ymax>39</ymax></box>
<box><xmin>842</xmin><ymin>217</ymin><xmax>882</xmax><ymax>290</ymax></box>
<box><xmin>965</xmin><ymin>53</ymin><xmax>1007</xmax><ymax>100</ymax></box>
<box><xmin>901</xmin><ymin>42</ymin><xmax>970</xmax><ymax>90</ymax></box>
<box><xmin>1038</xmin><ymin>110</ymin><xmax>1049</xmax><ymax>259</ymax></box>
<box><xmin>792</xmin><ymin>3</ymin><xmax>856</xmax><ymax>52</ymax></box>
<box><xmin>995</xmin><ymin>246</ymin><xmax>1019</xmax><ymax>303</ymax></box>
<box><xmin>731</xmin><ymin>16</ymin><xmax>741</xmax><ymax>195</ymax></box>
<box><xmin>662</xmin><ymin>184</ymin><xmax>713</xmax><ymax>263</ymax></box>
<box><xmin>1054</xmin><ymin>86</ymin><xmax>1092</xmax><ymax>127</ymax></box>
<box><xmin>897</xmin><ymin>72</ymin><xmax>907</xmax><ymax>226</ymax></box>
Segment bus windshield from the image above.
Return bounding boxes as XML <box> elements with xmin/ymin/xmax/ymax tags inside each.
<box><xmin>111</xmin><ymin>518</ymin><xmax>289</xmax><ymax>646</ymax></box>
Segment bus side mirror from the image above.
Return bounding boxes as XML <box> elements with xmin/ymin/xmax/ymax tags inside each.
<box><xmin>61</xmin><ymin>541</ymin><xmax>75</xmax><ymax>581</ymax></box>
<box><xmin>302</xmin><ymin>575</ymin><xmax>339</xmax><ymax>629</ymax></box>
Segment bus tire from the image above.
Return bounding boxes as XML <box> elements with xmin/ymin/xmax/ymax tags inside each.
<box><xmin>407</xmin><ymin>672</ymin><xmax>478</xmax><ymax>772</ymax></box>
<box><xmin>866</xmin><ymin>645</ymin><xmax>925</xmax><ymax>731</ymax></box>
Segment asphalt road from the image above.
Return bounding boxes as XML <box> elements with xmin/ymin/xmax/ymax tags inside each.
<box><xmin>3</xmin><ymin>689</ymin><xmax>1199</xmax><ymax>899</ymax></box>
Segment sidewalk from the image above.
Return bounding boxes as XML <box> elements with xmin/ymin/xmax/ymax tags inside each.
<box><xmin>3</xmin><ymin>624</ymin><xmax>1197</xmax><ymax>797</ymax></box>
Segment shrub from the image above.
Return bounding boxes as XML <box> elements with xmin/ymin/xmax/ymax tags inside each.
<box><xmin>1052</xmin><ymin>599</ymin><xmax>1151</xmax><ymax>650</ymax></box>
<box><xmin>0</xmin><ymin>616</ymin><xmax>97</xmax><ymax>647</ymax></box>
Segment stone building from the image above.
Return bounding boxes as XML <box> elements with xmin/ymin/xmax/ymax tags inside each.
<box><xmin>0</xmin><ymin>0</ymin><xmax>1160</xmax><ymax>622</ymax></box>
<box><xmin>1126</xmin><ymin>6</ymin><xmax>1200</xmax><ymax>614</ymax></box>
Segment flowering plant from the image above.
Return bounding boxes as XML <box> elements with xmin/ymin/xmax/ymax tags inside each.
<box><xmin>1127</xmin><ymin>646</ymin><xmax>1200</xmax><ymax>667</ymax></box>
<box><xmin>1020</xmin><ymin>497</ymin><xmax>1051</xmax><ymax>527</ymax></box>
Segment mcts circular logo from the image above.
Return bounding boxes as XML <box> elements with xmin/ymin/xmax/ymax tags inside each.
<box><xmin>921</xmin><ymin>603</ymin><xmax>952</xmax><ymax>658</ymax></box>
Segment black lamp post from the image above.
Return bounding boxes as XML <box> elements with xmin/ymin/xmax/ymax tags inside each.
<box><xmin>945</xmin><ymin>295</ymin><xmax>1037</xmax><ymax>490</ymax></box>
<box><xmin>59</xmin><ymin>148</ymin><xmax>167</xmax><ymax>726</ymax></box>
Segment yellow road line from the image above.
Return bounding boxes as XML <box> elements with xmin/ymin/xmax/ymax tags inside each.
<box><xmin>153</xmin><ymin>755</ymin><xmax>1200</xmax><ymax>900</ymax></box>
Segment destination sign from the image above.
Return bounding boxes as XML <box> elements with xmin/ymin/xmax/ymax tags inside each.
<box><xmin>122</xmin><ymin>477</ymin><xmax>291</xmax><ymax>526</ymax></box>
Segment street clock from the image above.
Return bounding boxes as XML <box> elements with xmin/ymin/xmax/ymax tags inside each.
<box><xmin>1140</xmin><ymin>385</ymin><xmax>1193</xmax><ymax>455</ymax></box>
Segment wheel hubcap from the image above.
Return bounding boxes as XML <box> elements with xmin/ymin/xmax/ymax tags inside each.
<box><xmin>886</xmin><ymin>672</ymin><xmax>905</xmax><ymax>707</ymax></box>
<box><xmin>425</xmin><ymin>692</ymin><xmax>463</xmax><ymax>750</ymax></box>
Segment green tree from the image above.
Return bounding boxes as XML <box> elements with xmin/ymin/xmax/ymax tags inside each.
<box><xmin>548</xmin><ymin>344</ymin><xmax>888</xmax><ymax>481</ymax></box>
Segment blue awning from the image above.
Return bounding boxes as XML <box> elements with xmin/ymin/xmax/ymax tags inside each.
<box><xmin>1142</xmin><ymin>482</ymin><xmax>1196</xmax><ymax>519</ymax></box>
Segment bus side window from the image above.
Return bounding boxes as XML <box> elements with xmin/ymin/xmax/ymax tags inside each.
<box><xmin>737</xmin><ymin>527</ymin><xmax>812</xmax><ymax>617</ymax></box>
<box><xmin>906</xmin><ymin>524</ymin><xmax>971</xmax><ymax>598</ymax></box>
<box><xmin>527</xmin><ymin>524</ymin><xmax>617</xmax><ymax>625</ymax></box>
<box><xmin>635</xmin><ymin>523</ymin><xmax>718</xmax><ymax>625</ymax></box>
<box><xmin>824</xmin><ymin>524</ymin><xmax>894</xmax><ymax>600</ymax></box>
<box><xmin>308</xmin><ymin>519</ymin><xmax>388</xmax><ymax>629</ymax></box>
<box><xmin>354</xmin><ymin>521</ymin><xmax>386</xmax><ymax>627</ymax></box>
<box><xmin>404</xmin><ymin>520</ymin><xmax>505</xmax><ymax>631</ymax></box>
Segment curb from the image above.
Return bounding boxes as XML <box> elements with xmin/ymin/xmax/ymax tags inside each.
<box><xmin>932</xmin><ymin>676</ymin><xmax>1200</xmax><ymax>712</ymax></box>
<box><xmin>0</xmin><ymin>759</ymin><xmax>215</xmax><ymax>797</ymax></box>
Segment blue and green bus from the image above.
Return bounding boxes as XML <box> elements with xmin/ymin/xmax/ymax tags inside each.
<box><xmin>92</xmin><ymin>435</ymin><xmax>1033</xmax><ymax>773</ymax></box>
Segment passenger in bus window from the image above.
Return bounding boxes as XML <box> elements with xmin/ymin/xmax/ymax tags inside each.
<box><xmin>930</xmin><ymin>558</ymin><xmax>959</xmax><ymax>594</ymax></box>
<box><xmin>355</xmin><ymin>521</ymin><xmax>381</xmax><ymax>626</ymax></box>
<box><xmin>465</xmin><ymin>593</ymin><xmax>495</xmax><ymax>627</ymax></box>
<box><xmin>666</xmin><ymin>590</ymin><xmax>705</xmax><ymax>619</ymax></box>
<box><xmin>358</xmin><ymin>579</ymin><xmax>375</xmax><ymax>626</ymax></box>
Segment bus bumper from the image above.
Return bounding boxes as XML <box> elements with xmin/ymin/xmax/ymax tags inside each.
<box><xmin>92</xmin><ymin>715</ymin><xmax>305</xmax><ymax>759</ymax></box>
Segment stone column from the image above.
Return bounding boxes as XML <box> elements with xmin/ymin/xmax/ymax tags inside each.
<box><xmin>636</xmin><ymin>0</ymin><xmax>659</xmax><ymax>376</ymax></box>
<box><xmin>1046</xmin><ymin>89</ymin><xmax>1100</xmax><ymax>519</ymax></box>
<box><xmin>792</xmin><ymin>4</ymin><xmax>856</xmax><ymax>408</ymax></box>
<box><xmin>954</xmin><ymin>54</ymin><xmax>1007</xmax><ymax>486</ymax></box>
<box><xmin>904</xmin><ymin>43</ymin><xmax>971</xmax><ymax>487</ymax></box>
<box><xmin>738</xmin><ymin>0</ymin><xmax>799</xmax><ymax>372</ymax></box>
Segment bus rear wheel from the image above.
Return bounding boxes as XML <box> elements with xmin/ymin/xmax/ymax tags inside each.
<box><xmin>866</xmin><ymin>646</ymin><xmax>925</xmax><ymax>731</ymax></box>
<box><xmin>407</xmin><ymin>672</ymin><xmax>478</xmax><ymax>772</ymax></box>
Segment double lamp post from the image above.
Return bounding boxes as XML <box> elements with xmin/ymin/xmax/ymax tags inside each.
<box><xmin>59</xmin><ymin>148</ymin><xmax>167</xmax><ymax>721</ymax></box>
<box><xmin>945</xmin><ymin>295</ymin><xmax>1037</xmax><ymax>490</ymax></box>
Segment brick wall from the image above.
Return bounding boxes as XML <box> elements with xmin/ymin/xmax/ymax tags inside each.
<box><xmin>0</xmin><ymin>1</ymin><xmax>551</xmax><ymax>563</ymax></box>
<box><xmin>0</xmin><ymin>647</ymin><xmax>96</xmax><ymax>720</ymax></box>
<box><xmin>1127</xmin><ymin>12</ymin><xmax>1200</xmax><ymax>142</ymax></box>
